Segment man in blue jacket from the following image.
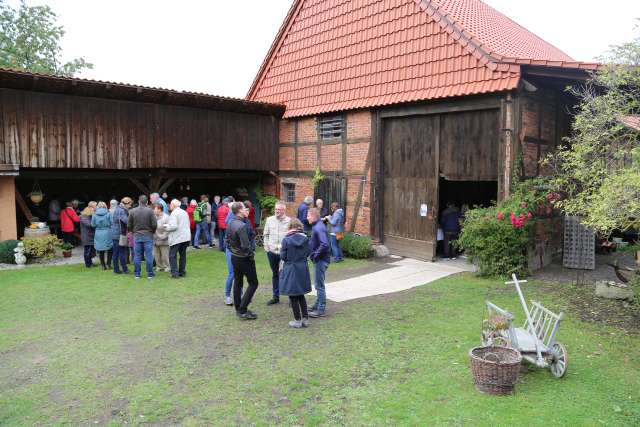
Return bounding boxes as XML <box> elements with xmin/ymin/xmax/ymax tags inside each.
<box><xmin>307</xmin><ymin>207</ymin><xmax>331</xmax><ymax>317</ymax></box>
<box><xmin>297</xmin><ymin>196</ymin><xmax>313</xmax><ymax>233</ymax></box>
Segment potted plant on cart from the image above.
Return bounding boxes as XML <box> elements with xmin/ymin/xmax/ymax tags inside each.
<box><xmin>60</xmin><ymin>242</ymin><xmax>74</xmax><ymax>258</ymax></box>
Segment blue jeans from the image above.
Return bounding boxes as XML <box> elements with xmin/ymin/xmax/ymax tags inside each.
<box><xmin>194</xmin><ymin>221</ymin><xmax>211</xmax><ymax>247</ymax></box>
<box><xmin>112</xmin><ymin>239</ymin><xmax>128</xmax><ymax>273</ymax></box>
<box><xmin>312</xmin><ymin>260</ymin><xmax>329</xmax><ymax>312</ymax></box>
<box><xmin>329</xmin><ymin>234</ymin><xmax>343</xmax><ymax>261</ymax></box>
<box><xmin>219</xmin><ymin>229</ymin><xmax>226</xmax><ymax>252</ymax></box>
<box><xmin>225</xmin><ymin>248</ymin><xmax>234</xmax><ymax>297</ymax></box>
<box><xmin>267</xmin><ymin>251</ymin><xmax>281</xmax><ymax>298</ymax></box>
<box><xmin>133</xmin><ymin>236</ymin><xmax>154</xmax><ymax>278</ymax></box>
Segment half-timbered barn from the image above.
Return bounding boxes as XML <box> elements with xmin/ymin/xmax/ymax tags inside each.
<box><xmin>247</xmin><ymin>0</ymin><xmax>599</xmax><ymax>260</ymax></box>
<box><xmin>0</xmin><ymin>68</ymin><xmax>284</xmax><ymax>240</ymax></box>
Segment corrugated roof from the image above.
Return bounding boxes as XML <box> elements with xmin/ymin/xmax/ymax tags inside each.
<box><xmin>0</xmin><ymin>67</ymin><xmax>285</xmax><ymax>117</ymax></box>
<box><xmin>247</xmin><ymin>0</ymin><xmax>598</xmax><ymax>118</ymax></box>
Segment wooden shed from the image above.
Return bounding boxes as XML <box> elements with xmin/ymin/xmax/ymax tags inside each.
<box><xmin>0</xmin><ymin>68</ymin><xmax>284</xmax><ymax>239</ymax></box>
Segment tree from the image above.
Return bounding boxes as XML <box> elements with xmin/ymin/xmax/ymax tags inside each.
<box><xmin>545</xmin><ymin>30</ymin><xmax>640</xmax><ymax>236</ymax></box>
<box><xmin>0</xmin><ymin>0</ymin><xmax>92</xmax><ymax>76</ymax></box>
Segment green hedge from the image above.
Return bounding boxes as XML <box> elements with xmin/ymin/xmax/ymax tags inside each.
<box><xmin>341</xmin><ymin>233</ymin><xmax>374</xmax><ymax>259</ymax></box>
<box><xmin>0</xmin><ymin>240</ymin><xmax>19</xmax><ymax>264</ymax></box>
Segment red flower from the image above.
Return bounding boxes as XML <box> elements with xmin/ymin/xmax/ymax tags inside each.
<box><xmin>497</xmin><ymin>212</ymin><xmax>505</xmax><ymax>221</ymax></box>
<box><xmin>527</xmin><ymin>212</ymin><xmax>533</xmax><ymax>220</ymax></box>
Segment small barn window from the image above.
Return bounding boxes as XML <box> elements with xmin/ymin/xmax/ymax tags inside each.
<box><xmin>319</xmin><ymin>115</ymin><xmax>345</xmax><ymax>140</ymax></box>
<box><xmin>283</xmin><ymin>183</ymin><xmax>296</xmax><ymax>203</ymax></box>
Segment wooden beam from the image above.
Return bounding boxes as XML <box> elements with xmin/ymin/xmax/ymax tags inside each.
<box><xmin>148</xmin><ymin>176</ymin><xmax>162</xmax><ymax>193</ymax></box>
<box><xmin>157</xmin><ymin>178</ymin><xmax>175</xmax><ymax>195</ymax></box>
<box><xmin>129</xmin><ymin>178</ymin><xmax>150</xmax><ymax>195</ymax></box>
<box><xmin>348</xmin><ymin>137</ymin><xmax>375</xmax><ymax>233</ymax></box>
<box><xmin>380</xmin><ymin>96</ymin><xmax>501</xmax><ymax>119</ymax></box>
<box><xmin>15</xmin><ymin>191</ymin><xmax>35</xmax><ymax>222</ymax></box>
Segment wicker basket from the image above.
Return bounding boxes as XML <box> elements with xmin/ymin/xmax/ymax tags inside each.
<box><xmin>469</xmin><ymin>346</ymin><xmax>522</xmax><ymax>395</ymax></box>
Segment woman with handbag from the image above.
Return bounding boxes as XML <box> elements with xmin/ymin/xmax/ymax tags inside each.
<box><xmin>325</xmin><ymin>202</ymin><xmax>344</xmax><ymax>263</ymax></box>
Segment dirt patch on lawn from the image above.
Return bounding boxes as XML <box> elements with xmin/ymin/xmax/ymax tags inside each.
<box><xmin>534</xmin><ymin>281</ymin><xmax>640</xmax><ymax>334</ymax></box>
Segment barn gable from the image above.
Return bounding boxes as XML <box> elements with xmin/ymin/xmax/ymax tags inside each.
<box><xmin>247</xmin><ymin>0</ymin><xmax>597</xmax><ymax>118</ymax></box>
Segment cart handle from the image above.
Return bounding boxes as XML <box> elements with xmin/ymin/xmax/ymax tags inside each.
<box><xmin>505</xmin><ymin>274</ymin><xmax>544</xmax><ymax>366</ymax></box>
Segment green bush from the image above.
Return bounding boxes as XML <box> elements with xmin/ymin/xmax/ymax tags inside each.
<box><xmin>341</xmin><ymin>233</ymin><xmax>373</xmax><ymax>259</ymax></box>
<box><xmin>22</xmin><ymin>235</ymin><xmax>61</xmax><ymax>260</ymax></box>
<box><xmin>0</xmin><ymin>240</ymin><xmax>19</xmax><ymax>264</ymax></box>
<box><xmin>456</xmin><ymin>180</ymin><xmax>555</xmax><ymax>277</ymax></box>
<box><xmin>259</xmin><ymin>195</ymin><xmax>279</xmax><ymax>217</ymax></box>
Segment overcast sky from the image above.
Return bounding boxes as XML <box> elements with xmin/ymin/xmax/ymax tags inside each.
<box><xmin>8</xmin><ymin>0</ymin><xmax>640</xmax><ymax>98</ymax></box>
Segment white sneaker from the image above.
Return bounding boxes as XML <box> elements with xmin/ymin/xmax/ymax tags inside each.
<box><xmin>225</xmin><ymin>296</ymin><xmax>233</xmax><ymax>306</ymax></box>
<box><xmin>288</xmin><ymin>320</ymin><xmax>303</xmax><ymax>328</ymax></box>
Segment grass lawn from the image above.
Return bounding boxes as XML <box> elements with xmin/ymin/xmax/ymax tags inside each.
<box><xmin>1</xmin><ymin>249</ymin><xmax>639</xmax><ymax>426</ymax></box>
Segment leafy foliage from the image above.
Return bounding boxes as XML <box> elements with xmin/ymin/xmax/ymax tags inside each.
<box><xmin>544</xmin><ymin>32</ymin><xmax>640</xmax><ymax>235</ymax></box>
<box><xmin>22</xmin><ymin>235</ymin><xmax>61</xmax><ymax>260</ymax></box>
<box><xmin>253</xmin><ymin>185</ymin><xmax>279</xmax><ymax>219</ymax></box>
<box><xmin>0</xmin><ymin>0</ymin><xmax>92</xmax><ymax>76</ymax></box>
<box><xmin>0</xmin><ymin>239</ymin><xmax>19</xmax><ymax>264</ymax></box>
<box><xmin>311</xmin><ymin>167</ymin><xmax>325</xmax><ymax>188</ymax></box>
<box><xmin>341</xmin><ymin>233</ymin><xmax>373</xmax><ymax>259</ymax></box>
<box><xmin>457</xmin><ymin>180</ymin><xmax>555</xmax><ymax>277</ymax></box>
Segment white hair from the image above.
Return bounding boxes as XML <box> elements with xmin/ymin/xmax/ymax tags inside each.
<box><xmin>110</xmin><ymin>199</ymin><xmax>118</xmax><ymax>207</ymax></box>
<box><xmin>303</xmin><ymin>196</ymin><xmax>313</xmax><ymax>205</ymax></box>
<box><xmin>170</xmin><ymin>199</ymin><xmax>181</xmax><ymax>208</ymax></box>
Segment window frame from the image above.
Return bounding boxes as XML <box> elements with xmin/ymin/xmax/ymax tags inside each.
<box><xmin>283</xmin><ymin>183</ymin><xmax>296</xmax><ymax>203</ymax></box>
<box><xmin>318</xmin><ymin>115</ymin><xmax>345</xmax><ymax>141</ymax></box>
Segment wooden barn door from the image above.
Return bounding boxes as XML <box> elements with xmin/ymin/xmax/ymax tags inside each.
<box><xmin>382</xmin><ymin>115</ymin><xmax>439</xmax><ymax>261</ymax></box>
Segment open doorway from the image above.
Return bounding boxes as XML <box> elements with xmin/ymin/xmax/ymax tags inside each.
<box><xmin>437</xmin><ymin>178</ymin><xmax>498</xmax><ymax>257</ymax></box>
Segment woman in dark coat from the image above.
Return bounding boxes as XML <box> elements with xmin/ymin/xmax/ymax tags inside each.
<box><xmin>279</xmin><ymin>218</ymin><xmax>312</xmax><ymax>328</ymax></box>
<box><xmin>80</xmin><ymin>202</ymin><xmax>97</xmax><ymax>268</ymax></box>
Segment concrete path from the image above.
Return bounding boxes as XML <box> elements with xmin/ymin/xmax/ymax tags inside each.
<box><xmin>316</xmin><ymin>257</ymin><xmax>474</xmax><ymax>302</ymax></box>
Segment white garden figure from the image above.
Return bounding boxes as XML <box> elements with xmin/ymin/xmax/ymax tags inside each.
<box><xmin>14</xmin><ymin>242</ymin><xmax>27</xmax><ymax>266</ymax></box>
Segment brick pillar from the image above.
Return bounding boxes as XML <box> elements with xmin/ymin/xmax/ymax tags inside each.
<box><xmin>0</xmin><ymin>176</ymin><xmax>17</xmax><ymax>240</ymax></box>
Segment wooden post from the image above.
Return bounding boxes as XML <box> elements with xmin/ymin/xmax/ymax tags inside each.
<box><xmin>1</xmin><ymin>175</ymin><xmax>19</xmax><ymax>239</ymax></box>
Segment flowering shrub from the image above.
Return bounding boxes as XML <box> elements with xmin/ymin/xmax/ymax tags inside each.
<box><xmin>457</xmin><ymin>180</ymin><xmax>558</xmax><ymax>277</ymax></box>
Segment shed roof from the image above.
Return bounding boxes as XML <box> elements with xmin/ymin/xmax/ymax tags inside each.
<box><xmin>247</xmin><ymin>0</ymin><xmax>599</xmax><ymax>118</ymax></box>
<box><xmin>0</xmin><ymin>67</ymin><xmax>285</xmax><ymax>117</ymax></box>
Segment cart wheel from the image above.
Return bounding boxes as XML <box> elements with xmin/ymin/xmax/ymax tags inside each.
<box><xmin>550</xmin><ymin>342</ymin><xmax>568</xmax><ymax>378</ymax></box>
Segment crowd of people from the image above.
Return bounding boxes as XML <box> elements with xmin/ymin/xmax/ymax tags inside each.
<box><xmin>50</xmin><ymin>192</ymin><xmax>346</xmax><ymax>327</ymax></box>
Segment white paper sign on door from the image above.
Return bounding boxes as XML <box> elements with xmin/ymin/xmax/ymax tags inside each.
<box><xmin>420</xmin><ymin>204</ymin><xmax>428</xmax><ymax>217</ymax></box>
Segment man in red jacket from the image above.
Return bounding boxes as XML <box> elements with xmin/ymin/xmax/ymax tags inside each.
<box><xmin>216</xmin><ymin>197</ymin><xmax>231</xmax><ymax>251</ymax></box>
<box><xmin>60</xmin><ymin>201</ymin><xmax>80</xmax><ymax>245</ymax></box>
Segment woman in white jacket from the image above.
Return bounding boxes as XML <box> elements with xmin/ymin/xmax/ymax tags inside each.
<box><xmin>164</xmin><ymin>199</ymin><xmax>192</xmax><ymax>279</ymax></box>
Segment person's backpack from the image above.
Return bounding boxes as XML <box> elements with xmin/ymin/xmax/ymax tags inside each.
<box><xmin>194</xmin><ymin>202</ymin><xmax>206</xmax><ymax>223</ymax></box>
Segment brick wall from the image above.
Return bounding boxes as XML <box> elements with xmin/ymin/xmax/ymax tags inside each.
<box><xmin>276</xmin><ymin>110</ymin><xmax>375</xmax><ymax>236</ymax></box>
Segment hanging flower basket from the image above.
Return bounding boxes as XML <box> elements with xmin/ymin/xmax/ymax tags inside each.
<box><xmin>29</xmin><ymin>191</ymin><xmax>44</xmax><ymax>205</ymax></box>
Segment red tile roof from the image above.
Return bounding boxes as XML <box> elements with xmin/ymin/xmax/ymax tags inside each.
<box><xmin>248</xmin><ymin>0</ymin><xmax>598</xmax><ymax>118</ymax></box>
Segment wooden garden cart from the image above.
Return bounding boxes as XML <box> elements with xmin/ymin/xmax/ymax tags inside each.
<box><xmin>482</xmin><ymin>274</ymin><xmax>568</xmax><ymax>378</ymax></box>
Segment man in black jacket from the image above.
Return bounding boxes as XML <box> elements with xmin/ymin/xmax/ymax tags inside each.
<box><xmin>225</xmin><ymin>202</ymin><xmax>259</xmax><ymax>320</ymax></box>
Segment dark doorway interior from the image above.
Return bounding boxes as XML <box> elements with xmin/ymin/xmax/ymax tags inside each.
<box><xmin>15</xmin><ymin>174</ymin><xmax>261</xmax><ymax>238</ymax></box>
<box><xmin>437</xmin><ymin>178</ymin><xmax>498</xmax><ymax>257</ymax></box>
<box><xmin>438</xmin><ymin>179</ymin><xmax>498</xmax><ymax>211</ymax></box>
